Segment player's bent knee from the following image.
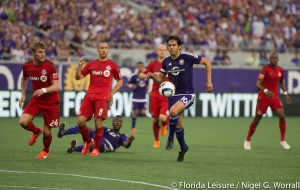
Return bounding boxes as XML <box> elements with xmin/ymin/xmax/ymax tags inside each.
<box><xmin>169</xmin><ymin>110</ymin><xmax>178</xmax><ymax>117</ymax></box>
<box><xmin>159</xmin><ymin>115</ymin><xmax>168</xmax><ymax>123</ymax></box>
<box><xmin>19</xmin><ymin>118</ymin><xmax>29</xmax><ymax>128</ymax></box>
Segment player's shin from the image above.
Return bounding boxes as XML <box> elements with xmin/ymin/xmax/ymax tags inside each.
<box><xmin>94</xmin><ymin>127</ymin><xmax>104</xmax><ymax>151</ymax></box>
<box><xmin>176</xmin><ymin>127</ymin><xmax>187</xmax><ymax>150</ymax></box>
<box><xmin>168</xmin><ymin>116</ymin><xmax>178</xmax><ymax>139</ymax></box>
<box><xmin>131</xmin><ymin>115</ymin><xmax>137</xmax><ymax>129</ymax></box>
<box><xmin>64</xmin><ymin>126</ymin><xmax>80</xmax><ymax>135</ymax></box>
<box><xmin>153</xmin><ymin>121</ymin><xmax>160</xmax><ymax>140</ymax></box>
<box><xmin>42</xmin><ymin>134</ymin><xmax>52</xmax><ymax>153</ymax></box>
<box><xmin>279</xmin><ymin>118</ymin><xmax>286</xmax><ymax>141</ymax></box>
<box><xmin>23</xmin><ymin>122</ymin><xmax>41</xmax><ymax>135</ymax></box>
<box><xmin>79</xmin><ymin>125</ymin><xmax>92</xmax><ymax>143</ymax></box>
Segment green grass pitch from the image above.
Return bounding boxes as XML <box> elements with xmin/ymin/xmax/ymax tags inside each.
<box><xmin>0</xmin><ymin>117</ymin><xmax>300</xmax><ymax>190</ymax></box>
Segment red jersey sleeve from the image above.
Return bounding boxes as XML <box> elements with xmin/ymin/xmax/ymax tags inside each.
<box><xmin>112</xmin><ymin>63</ymin><xmax>122</xmax><ymax>80</ymax></box>
<box><xmin>49</xmin><ymin>61</ymin><xmax>59</xmax><ymax>81</ymax></box>
<box><xmin>279</xmin><ymin>69</ymin><xmax>284</xmax><ymax>82</ymax></box>
<box><xmin>81</xmin><ymin>62</ymin><xmax>90</xmax><ymax>77</ymax></box>
<box><xmin>22</xmin><ymin>61</ymin><xmax>31</xmax><ymax>78</ymax></box>
<box><xmin>258</xmin><ymin>66</ymin><xmax>267</xmax><ymax>80</ymax></box>
<box><xmin>143</xmin><ymin>62</ymin><xmax>153</xmax><ymax>74</ymax></box>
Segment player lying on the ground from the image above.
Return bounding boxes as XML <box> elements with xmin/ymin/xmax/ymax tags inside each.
<box><xmin>57</xmin><ymin>116</ymin><xmax>135</xmax><ymax>153</ymax></box>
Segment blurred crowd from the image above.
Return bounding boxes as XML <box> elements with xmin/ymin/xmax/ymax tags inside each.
<box><xmin>0</xmin><ymin>0</ymin><xmax>300</xmax><ymax>65</ymax></box>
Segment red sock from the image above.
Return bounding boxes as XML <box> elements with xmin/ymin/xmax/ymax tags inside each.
<box><xmin>153</xmin><ymin>121</ymin><xmax>159</xmax><ymax>141</ymax></box>
<box><xmin>24</xmin><ymin>122</ymin><xmax>41</xmax><ymax>135</ymax></box>
<box><xmin>94</xmin><ymin>127</ymin><xmax>104</xmax><ymax>151</ymax></box>
<box><xmin>246</xmin><ymin>122</ymin><xmax>258</xmax><ymax>141</ymax></box>
<box><xmin>42</xmin><ymin>134</ymin><xmax>52</xmax><ymax>153</ymax></box>
<box><xmin>279</xmin><ymin>118</ymin><xmax>286</xmax><ymax>141</ymax></box>
<box><xmin>79</xmin><ymin>125</ymin><xmax>91</xmax><ymax>143</ymax></box>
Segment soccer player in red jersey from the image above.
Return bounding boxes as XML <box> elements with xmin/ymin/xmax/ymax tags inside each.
<box><xmin>75</xmin><ymin>42</ymin><xmax>123</xmax><ymax>157</ymax></box>
<box><xmin>19</xmin><ymin>41</ymin><xmax>60</xmax><ymax>159</ymax></box>
<box><xmin>139</xmin><ymin>44</ymin><xmax>169</xmax><ymax>148</ymax></box>
<box><xmin>244</xmin><ymin>51</ymin><xmax>292</xmax><ymax>150</ymax></box>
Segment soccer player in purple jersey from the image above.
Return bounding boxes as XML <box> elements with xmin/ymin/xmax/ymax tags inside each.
<box><xmin>57</xmin><ymin>116</ymin><xmax>135</xmax><ymax>153</ymax></box>
<box><xmin>150</xmin><ymin>36</ymin><xmax>213</xmax><ymax>161</ymax></box>
<box><xmin>125</xmin><ymin>61</ymin><xmax>149</xmax><ymax>133</ymax></box>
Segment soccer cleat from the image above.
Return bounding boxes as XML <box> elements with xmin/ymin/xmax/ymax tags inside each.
<box><xmin>280</xmin><ymin>141</ymin><xmax>290</xmax><ymax>150</ymax></box>
<box><xmin>81</xmin><ymin>139</ymin><xmax>94</xmax><ymax>155</ymax></box>
<box><xmin>165</xmin><ymin>138</ymin><xmax>174</xmax><ymax>150</ymax></box>
<box><xmin>35</xmin><ymin>151</ymin><xmax>49</xmax><ymax>159</ymax></box>
<box><xmin>244</xmin><ymin>140</ymin><xmax>251</xmax><ymax>150</ymax></box>
<box><xmin>67</xmin><ymin>139</ymin><xmax>77</xmax><ymax>153</ymax></box>
<box><xmin>161</xmin><ymin>125</ymin><xmax>168</xmax><ymax>136</ymax></box>
<box><xmin>57</xmin><ymin>122</ymin><xmax>66</xmax><ymax>138</ymax></box>
<box><xmin>153</xmin><ymin>140</ymin><xmax>160</xmax><ymax>148</ymax></box>
<box><xmin>131</xmin><ymin>128</ymin><xmax>137</xmax><ymax>133</ymax></box>
<box><xmin>177</xmin><ymin>146</ymin><xmax>188</xmax><ymax>162</ymax></box>
<box><xmin>90</xmin><ymin>148</ymin><xmax>100</xmax><ymax>157</ymax></box>
<box><xmin>28</xmin><ymin>129</ymin><xmax>42</xmax><ymax>146</ymax></box>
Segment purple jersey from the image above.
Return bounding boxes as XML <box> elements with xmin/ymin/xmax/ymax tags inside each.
<box><xmin>161</xmin><ymin>53</ymin><xmax>202</xmax><ymax>94</ymax></box>
<box><xmin>102</xmin><ymin>127</ymin><xmax>127</xmax><ymax>152</ymax></box>
<box><xmin>128</xmin><ymin>74</ymin><xmax>148</xmax><ymax>102</ymax></box>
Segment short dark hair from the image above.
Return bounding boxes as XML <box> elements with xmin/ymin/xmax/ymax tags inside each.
<box><xmin>31</xmin><ymin>41</ymin><xmax>46</xmax><ymax>53</ymax></box>
<box><xmin>166</xmin><ymin>35</ymin><xmax>182</xmax><ymax>46</ymax></box>
<box><xmin>137</xmin><ymin>61</ymin><xmax>144</xmax><ymax>65</ymax></box>
<box><xmin>113</xmin><ymin>115</ymin><xmax>122</xmax><ymax>120</ymax></box>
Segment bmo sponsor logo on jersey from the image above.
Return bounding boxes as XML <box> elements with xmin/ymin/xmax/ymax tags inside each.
<box><xmin>92</xmin><ymin>66</ymin><xmax>111</xmax><ymax>77</ymax></box>
<box><xmin>29</xmin><ymin>76</ymin><xmax>47</xmax><ymax>82</ymax></box>
<box><xmin>29</xmin><ymin>76</ymin><xmax>40</xmax><ymax>81</ymax></box>
<box><xmin>92</xmin><ymin>70</ymin><xmax>111</xmax><ymax>77</ymax></box>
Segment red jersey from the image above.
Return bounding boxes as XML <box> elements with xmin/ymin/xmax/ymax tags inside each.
<box><xmin>257</xmin><ymin>64</ymin><xmax>284</xmax><ymax>99</ymax></box>
<box><xmin>22</xmin><ymin>59</ymin><xmax>60</xmax><ymax>104</ymax></box>
<box><xmin>144</xmin><ymin>60</ymin><xmax>168</xmax><ymax>97</ymax></box>
<box><xmin>81</xmin><ymin>59</ymin><xmax>121</xmax><ymax>100</ymax></box>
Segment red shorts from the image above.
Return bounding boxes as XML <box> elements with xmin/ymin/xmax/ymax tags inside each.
<box><xmin>23</xmin><ymin>99</ymin><xmax>60</xmax><ymax>128</ymax></box>
<box><xmin>79</xmin><ymin>96</ymin><xmax>109</xmax><ymax>120</ymax></box>
<box><xmin>149</xmin><ymin>94</ymin><xmax>169</xmax><ymax>118</ymax></box>
<box><xmin>256</xmin><ymin>97</ymin><xmax>283</xmax><ymax>115</ymax></box>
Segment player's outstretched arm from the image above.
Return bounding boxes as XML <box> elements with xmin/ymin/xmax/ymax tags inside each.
<box><xmin>75</xmin><ymin>57</ymin><xmax>86</xmax><ymax>80</ymax></box>
<box><xmin>139</xmin><ymin>72</ymin><xmax>150</xmax><ymax>79</ymax></box>
<box><xmin>124</xmin><ymin>135</ymin><xmax>135</xmax><ymax>149</ymax></box>
<box><xmin>149</xmin><ymin>72</ymin><xmax>165</xmax><ymax>84</ymax></box>
<box><xmin>200</xmin><ymin>57</ymin><xmax>213</xmax><ymax>92</ymax></box>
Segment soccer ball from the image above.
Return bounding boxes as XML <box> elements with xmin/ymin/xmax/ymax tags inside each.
<box><xmin>159</xmin><ymin>81</ymin><xmax>175</xmax><ymax>98</ymax></box>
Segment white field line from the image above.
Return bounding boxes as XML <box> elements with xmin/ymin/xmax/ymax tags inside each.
<box><xmin>0</xmin><ymin>185</ymin><xmax>79</xmax><ymax>190</ymax></box>
<box><xmin>0</xmin><ymin>169</ymin><xmax>178</xmax><ymax>190</ymax></box>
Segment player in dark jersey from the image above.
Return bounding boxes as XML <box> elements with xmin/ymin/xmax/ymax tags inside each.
<box><xmin>57</xmin><ymin>116</ymin><xmax>135</xmax><ymax>153</ymax></box>
<box><xmin>19</xmin><ymin>41</ymin><xmax>60</xmax><ymax>159</ymax></box>
<box><xmin>139</xmin><ymin>44</ymin><xmax>169</xmax><ymax>148</ymax></box>
<box><xmin>75</xmin><ymin>42</ymin><xmax>123</xmax><ymax>157</ymax></box>
<box><xmin>125</xmin><ymin>61</ymin><xmax>149</xmax><ymax>133</ymax></box>
<box><xmin>150</xmin><ymin>36</ymin><xmax>213</xmax><ymax>161</ymax></box>
<box><xmin>244</xmin><ymin>51</ymin><xmax>292</xmax><ymax>150</ymax></box>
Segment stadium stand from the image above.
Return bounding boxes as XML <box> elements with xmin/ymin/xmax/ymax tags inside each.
<box><xmin>0</xmin><ymin>0</ymin><xmax>300</xmax><ymax>66</ymax></box>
